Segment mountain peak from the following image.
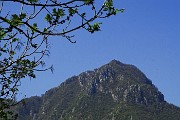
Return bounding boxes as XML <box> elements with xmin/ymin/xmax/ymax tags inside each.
<box><xmin>77</xmin><ymin>60</ymin><xmax>164</xmax><ymax>104</ymax></box>
<box><xmin>16</xmin><ymin>60</ymin><xmax>180</xmax><ymax>120</ymax></box>
<box><xmin>109</xmin><ymin>59</ymin><xmax>123</xmax><ymax>65</ymax></box>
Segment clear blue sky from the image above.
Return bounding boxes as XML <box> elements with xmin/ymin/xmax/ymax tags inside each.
<box><xmin>7</xmin><ymin>0</ymin><xmax>179</xmax><ymax>107</ymax></box>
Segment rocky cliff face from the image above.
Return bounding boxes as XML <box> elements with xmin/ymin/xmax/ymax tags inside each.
<box><xmin>16</xmin><ymin>60</ymin><xmax>180</xmax><ymax>120</ymax></box>
<box><xmin>77</xmin><ymin>60</ymin><xmax>164</xmax><ymax>104</ymax></box>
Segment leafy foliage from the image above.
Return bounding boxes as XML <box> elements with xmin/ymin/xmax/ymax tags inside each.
<box><xmin>0</xmin><ymin>0</ymin><xmax>124</xmax><ymax>119</ymax></box>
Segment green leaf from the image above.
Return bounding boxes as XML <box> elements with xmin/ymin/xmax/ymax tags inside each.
<box><xmin>57</xmin><ymin>8</ymin><xmax>65</xmax><ymax>16</ymax></box>
<box><xmin>53</xmin><ymin>8</ymin><xmax>57</xmax><ymax>14</ymax></box>
<box><xmin>83</xmin><ymin>0</ymin><xmax>94</xmax><ymax>5</ymax></box>
<box><xmin>43</xmin><ymin>28</ymin><xmax>47</xmax><ymax>32</ymax></box>
<box><xmin>9</xmin><ymin>50</ymin><xmax>16</xmax><ymax>55</ymax></box>
<box><xmin>11</xmin><ymin>14</ymin><xmax>24</xmax><ymax>26</ymax></box>
<box><xmin>53</xmin><ymin>8</ymin><xmax>65</xmax><ymax>17</ymax></box>
<box><xmin>104</xmin><ymin>0</ymin><xmax>113</xmax><ymax>7</ymax></box>
<box><xmin>81</xmin><ymin>13</ymin><xmax>86</xmax><ymax>17</ymax></box>
<box><xmin>27</xmin><ymin>0</ymin><xmax>38</xmax><ymax>3</ymax></box>
<box><xmin>11</xmin><ymin>14</ymin><xmax>19</xmax><ymax>20</ymax></box>
<box><xmin>45</xmin><ymin>14</ymin><xmax>52</xmax><ymax>24</ymax></box>
<box><xmin>68</xmin><ymin>8</ymin><xmax>77</xmax><ymax>16</ymax></box>
<box><xmin>31</xmin><ymin>23</ymin><xmax>38</xmax><ymax>32</ymax></box>
<box><xmin>88</xmin><ymin>22</ymin><xmax>102</xmax><ymax>33</ymax></box>
<box><xmin>119</xmin><ymin>8</ymin><xmax>125</xmax><ymax>13</ymax></box>
<box><xmin>12</xmin><ymin>38</ymin><xmax>19</xmax><ymax>42</ymax></box>
<box><xmin>19</xmin><ymin>13</ymin><xmax>26</xmax><ymax>19</ymax></box>
<box><xmin>31</xmin><ymin>44</ymin><xmax>37</xmax><ymax>48</ymax></box>
<box><xmin>93</xmin><ymin>22</ymin><xmax>101</xmax><ymax>31</ymax></box>
<box><xmin>33</xmin><ymin>23</ymin><xmax>37</xmax><ymax>28</ymax></box>
<box><xmin>0</xmin><ymin>29</ymin><xmax>6</xmax><ymax>39</ymax></box>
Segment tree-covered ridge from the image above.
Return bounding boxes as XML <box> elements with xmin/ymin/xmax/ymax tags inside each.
<box><xmin>16</xmin><ymin>60</ymin><xmax>180</xmax><ymax>120</ymax></box>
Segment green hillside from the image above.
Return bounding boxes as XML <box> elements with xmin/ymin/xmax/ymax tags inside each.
<box><xmin>16</xmin><ymin>60</ymin><xmax>180</xmax><ymax>120</ymax></box>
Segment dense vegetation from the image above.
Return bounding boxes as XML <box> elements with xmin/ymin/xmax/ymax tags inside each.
<box><xmin>15</xmin><ymin>60</ymin><xmax>180</xmax><ymax>120</ymax></box>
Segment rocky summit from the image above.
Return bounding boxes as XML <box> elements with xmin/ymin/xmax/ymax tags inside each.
<box><xmin>16</xmin><ymin>60</ymin><xmax>180</xmax><ymax>120</ymax></box>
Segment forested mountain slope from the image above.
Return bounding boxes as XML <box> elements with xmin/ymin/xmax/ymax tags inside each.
<box><xmin>16</xmin><ymin>60</ymin><xmax>180</xmax><ymax>120</ymax></box>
